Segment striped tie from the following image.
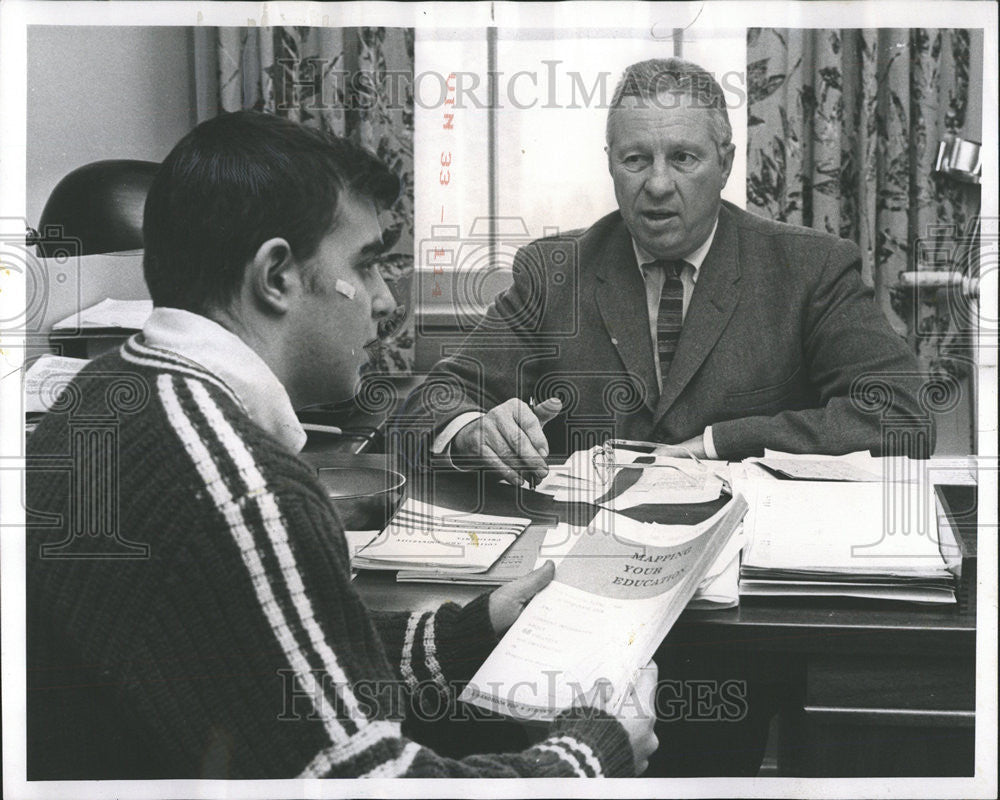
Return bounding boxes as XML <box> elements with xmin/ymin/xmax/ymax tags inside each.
<box><xmin>650</xmin><ymin>259</ymin><xmax>685</xmax><ymax>388</ymax></box>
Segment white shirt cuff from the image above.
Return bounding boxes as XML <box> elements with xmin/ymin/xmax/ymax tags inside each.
<box><xmin>431</xmin><ymin>411</ymin><xmax>484</xmax><ymax>470</ymax></box>
<box><xmin>703</xmin><ymin>426</ymin><xmax>719</xmax><ymax>460</ymax></box>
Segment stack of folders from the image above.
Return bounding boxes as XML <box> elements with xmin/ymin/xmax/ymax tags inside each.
<box><xmin>739</xmin><ymin>480</ymin><xmax>962</xmax><ymax>604</ymax></box>
<box><xmin>352</xmin><ymin>499</ymin><xmax>531</xmax><ymax>579</ymax></box>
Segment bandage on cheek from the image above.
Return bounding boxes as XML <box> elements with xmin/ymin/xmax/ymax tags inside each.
<box><xmin>334</xmin><ymin>279</ymin><xmax>357</xmax><ymax>299</ymax></box>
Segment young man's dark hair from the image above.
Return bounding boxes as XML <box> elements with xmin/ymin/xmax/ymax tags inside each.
<box><xmin>142</xmin><ymin>111</ymin><xmax>400</xmax><ymax>313</ymax></box>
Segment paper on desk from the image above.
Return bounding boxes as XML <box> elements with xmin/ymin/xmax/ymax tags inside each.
<box><xmin>529</xmin><ymin>447</ymin><xmax>629</xmax><ymax>497</ymax></box>
<box><xmin>24</xmin><ymin>354</ymin><xmax>89</xmax><ymax>413</ymax></box>
<box><xmin>342</xmin><ymin>530</ymin><xmax>381</xmax><ymax>582</ymax></box>
<box><xmin>753</xmin><ymin>449</ymin><xmax>977</xmax><ymax>486</ymax></box>
<box><xmin>353</xmin><ymin>499</ymin><xmax>530</xmax><ymax>573</ymax></box>
<box><xmin>753</xmin><ymin>449</ymin><xmax>885</xmax><ymax>481</ymax></box>
<box><xmin>686</xmin><ymin>526</ymin><xmax>745</xmax><ymax>609</ymax></box>
<box><xmin>738</xmin><ymin>579</ymin><xmax>956</xmax><ymax>604</ymax></box>
<box><xmin>923</xmin><ymin>457</ymin><xmax>978</xmax><ymax>486</ymax></box>
<box><xmin>742</xmin><ymin>481</ymin><xmax>950</xmax><ymax>578</ymax></box>
<box><xmin>52</xmin><ymin>298</ymin><xmax>153</xmax><ymax>331</ymax></box>
<box><xmin>343</xmin><ymin>529</ymin><xmax>380</xmax><ymax>559</ymax></box>
<box><xmin>593</xmin><ymin>458</ymin><xmax>725</xmax><ymax>509</ymax></box>
<box><xmin>533</xmin><ymin>448</ymin><xmax>725</xmax><ymax>507</ymax></box>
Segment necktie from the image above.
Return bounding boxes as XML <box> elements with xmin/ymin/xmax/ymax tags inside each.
<box><xmin>649</xmin><ymin>259</ymin><xmax>685</xmax><ymax>389</ymax></box>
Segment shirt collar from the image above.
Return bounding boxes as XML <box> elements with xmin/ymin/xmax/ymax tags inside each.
<box><xmin>633</xmin><ymin>214</ymin><xmax>720</xmax><ymax>283</ymax></box>
<box><xmin>142</xmin><ymin>307</ymin><xmax>307</xmax><ymax>453</ymax></box>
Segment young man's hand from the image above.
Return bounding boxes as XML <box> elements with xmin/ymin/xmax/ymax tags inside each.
<box><xmin>579</xmin><ymin>661</ymin><xmax>660</xmax><ymax>776</ymax></box>
<box><xmin>487</xmin><ymin>560</ymin><xmax>555</xmax><ymax>635</ymax></box>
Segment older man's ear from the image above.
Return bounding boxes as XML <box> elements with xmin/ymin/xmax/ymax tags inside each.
<box><xmin>718</xmin><ymin>142</ymin><xmax>736</xmax><ymax>184</ymax></box>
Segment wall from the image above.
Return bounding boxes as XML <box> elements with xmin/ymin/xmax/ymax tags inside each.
<box><xmin>27</xmin><ymin>26</ymin><xmax>197</xmax><ymax>333</ymax></box>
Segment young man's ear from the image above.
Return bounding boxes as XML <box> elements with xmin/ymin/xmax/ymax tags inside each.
<box><xmin>246</xmin><ymin>237</ymin><xmax>301</xmax><ymax>314</ymax></box>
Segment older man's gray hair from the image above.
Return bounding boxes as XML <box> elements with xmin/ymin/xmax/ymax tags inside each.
<box><xmin>606</xmin><ymin>57</ymin><xmax>732</xmax><ymax>149</ymax></box>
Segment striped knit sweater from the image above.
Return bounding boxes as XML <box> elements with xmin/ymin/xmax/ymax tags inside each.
<box><xmin>26</xmin><ymin>336</ymin><xmax>634</xmax><ymax>779</ymax></box>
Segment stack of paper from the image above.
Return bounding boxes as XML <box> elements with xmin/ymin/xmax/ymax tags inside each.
<box><xmin>352</xmin><ymin>499</ymin><xmax>531</xmax><ymax>574</ymax></box>
<box><xmin>751</xmin><ymin>449</ymin><xmax>978</xmax><ymax>486</ymax></box>
<box><xmin>740</xmin><ymin>480</ymin><xmax>960</xmax><ymax>604</ymax></box>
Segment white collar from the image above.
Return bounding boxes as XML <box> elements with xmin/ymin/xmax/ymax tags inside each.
<box><xmin>633</xmin><ymin>215</ymin><xmax>720</xmax><ymax>281</ymax></box>
<box><xmin>141</xmin><ymin>307</ymin><xmax>307</xmax><ymax>453</ymax></box>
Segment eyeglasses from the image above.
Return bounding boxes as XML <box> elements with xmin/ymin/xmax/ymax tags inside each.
<box><xmin>591</xmin><ymin>439</ymin><xmax>732</xmax><ymax>493</ymax></box>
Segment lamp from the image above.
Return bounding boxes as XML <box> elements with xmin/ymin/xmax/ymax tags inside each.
<box><xmin>27</xmin><ymin>160</ymin><xmax>159</xmax><ymax>256</ymax></box>
<box><xmin>24</xmin><ymin>160</ymin><xmax>159</xmax><ymax>356</ymax></box>
<box><xmin>933</xmin><ymin>135</ymin><xmax>982</xmax><ymax>185</ymax></box>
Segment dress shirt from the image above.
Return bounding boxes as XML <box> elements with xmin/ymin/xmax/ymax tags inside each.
<box><xmin>633</xmin><ymin>216</ymin><xmax>718</xmax><ymax>386</ymax></box>
<box><xmin>141</xmin><ymin>307</ymin><xmax>307</xmax><ymax>453</ymax></box>
<box><xmin>433</xmin><ymin>216</ymin><xmax>721</xmax><ymax>460</ymax></box>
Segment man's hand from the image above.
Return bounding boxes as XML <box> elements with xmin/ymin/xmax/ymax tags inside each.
<box><xmin>653</xmin><ymin>433</ymin><xmax>707</xmax><ymax>460</ymax></box>
<box><xmin>487</xmin><ymin>560</ymin><xmax>555</xmax><ymax>635</ymax></box>
<box><xmin>452</xmin><ymin>397</ymin><xmax>563</xmax><ymax>486</ymax></box>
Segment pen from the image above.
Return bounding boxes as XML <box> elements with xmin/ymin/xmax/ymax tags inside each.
<box><xmin>526</xmin><ymin>396</ymin><xmax>540</xmax><ymax>490</ymax></box>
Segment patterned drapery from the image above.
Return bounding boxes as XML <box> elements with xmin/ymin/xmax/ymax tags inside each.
<box><xmin>199</xmin><ymin>26</ymin><xmax>415</xmax><ymax>373</ymax></box>
<box><xmin>746</xmin><ymin>28</ymin><xmax>980</xmax><ymax>377</ymax></box>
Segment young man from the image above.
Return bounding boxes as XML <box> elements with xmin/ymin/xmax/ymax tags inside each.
<box><xmin>26</xmin><ymin>112</ymin><xmax>656</xmax><ymax>779</ymax></box>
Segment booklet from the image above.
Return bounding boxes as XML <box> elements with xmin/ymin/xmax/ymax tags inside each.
<box><xmin>395</xmin><ymin>524</ymin><xmax>553</xmax><ymax>584</ymax></box>
<box><xmin>352</xmin><ymin>499</ymin><xmax>531</xmax><ymax>573</ymax></box>
<box><xmin>459</xmin><ymin>495</ymin><xmax>748</xmax><ymax>720</ymax></box>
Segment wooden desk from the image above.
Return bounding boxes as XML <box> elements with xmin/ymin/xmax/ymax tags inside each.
<box><xmin>306</xmin><ymin>452</ymin><xmax>977</xmax><ymax>777</ymax></box>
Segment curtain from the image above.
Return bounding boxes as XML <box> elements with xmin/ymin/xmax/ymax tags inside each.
<box><xmin>196</xmin><ymin>26</ymin><xmax>415</xmax><ymax>373</ymax></box>
<box><xmin>746</xmin><ymin>28</ymin><xmax>979</xmax><ymax>377</ymax></box>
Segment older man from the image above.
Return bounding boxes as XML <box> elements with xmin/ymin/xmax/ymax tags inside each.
<box><xmin>26</xmin><ymin>112</ymin><xmax>657</xmax><ymax>779</ymax></box>
<box><xmin>409</xmin><ymin>57</ymin><xmax>930</xmax><ymax>486</ymax></box>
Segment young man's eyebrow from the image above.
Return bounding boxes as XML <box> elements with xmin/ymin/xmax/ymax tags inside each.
<box><xmin>356</xmin><ymin>238</ymin><xmax>387</xmax><ymax>260</ymax></box>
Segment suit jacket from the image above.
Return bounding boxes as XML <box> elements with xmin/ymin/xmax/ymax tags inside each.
<box><xmin>403</xmin><ymin>202</ymin><xmax>932</xmax><ymax>460</ymax></box>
